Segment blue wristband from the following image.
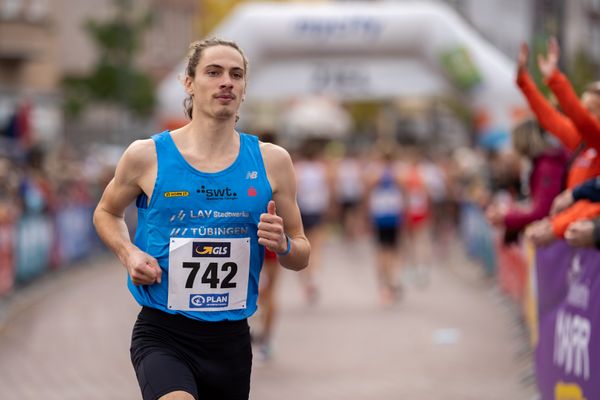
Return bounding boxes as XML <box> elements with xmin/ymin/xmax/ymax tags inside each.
<box><xmin>277</xmin><ymin>234</ymin><xmax>292</xmax><ymax>257</ymax></box>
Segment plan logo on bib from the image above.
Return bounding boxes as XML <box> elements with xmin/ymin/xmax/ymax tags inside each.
<box><xmin>189</xmin><ymin>294</ymin><xmax>229</xmax><ymax>308</ymax></box>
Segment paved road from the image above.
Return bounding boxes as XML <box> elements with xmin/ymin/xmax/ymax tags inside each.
<box><xmin>0</xmin><ymin>236</ymin><xmax>537</xmax><ymax>399</ymax></box>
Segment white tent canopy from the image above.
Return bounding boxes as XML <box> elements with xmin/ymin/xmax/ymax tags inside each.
<box><xmin>157</xmin><ymin>1</ymin><xmax>525</xmax><ymax>141</ymax></box>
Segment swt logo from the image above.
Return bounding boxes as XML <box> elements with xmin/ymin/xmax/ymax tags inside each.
<box><xmin>197</xmin><ymin>185</ymin><xmax>237</xmax><ymax>201</ymax></box>
<box><xmin>192</xmin><ymin>242</ymin><xmax>231</xmax><ymax>257</ymax></box>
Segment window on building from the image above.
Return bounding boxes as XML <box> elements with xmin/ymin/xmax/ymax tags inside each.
<box><xmin>1</xmin><ymin>0</ymin><xmax>22</xmax><ymax>20</ymax></box>
<box><xmin>25</xmin><ymin>0</ymin><xmax>47</xmax><ymax>22</ymax></box>
<box><xmin>445</xmin><ymin>0</ymin><xmax>467</xmax><ymax>16</ymax></box>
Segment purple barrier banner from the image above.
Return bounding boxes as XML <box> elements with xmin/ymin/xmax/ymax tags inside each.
<box><xmin>535</xmin><ymin>240</ymin><xmax>600</xmax><ymax>400</ymax></box>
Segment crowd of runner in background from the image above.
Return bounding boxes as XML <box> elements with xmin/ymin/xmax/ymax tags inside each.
<box><xmin>284</xmin><ymin>137</ymin><xmax>473</xmax><ymax>304</ymax></box>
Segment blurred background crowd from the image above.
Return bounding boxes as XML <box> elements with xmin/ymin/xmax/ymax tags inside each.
<box><xmin>2</xmin><ymin>0</ymin><xmax>600</xmax><ymax>398</ymax></box>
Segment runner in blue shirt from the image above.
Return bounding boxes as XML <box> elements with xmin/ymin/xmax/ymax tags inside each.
<box><xmin>366</xmin><ymin>147</ymin><xmax>405</xmax><ymax>306</ymax></box>
<box><xmin>93</xmin><ymin>38</ymin><xmax>310</xmax><ymax>400</ymax></box>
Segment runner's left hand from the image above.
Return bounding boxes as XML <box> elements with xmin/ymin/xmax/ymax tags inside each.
<box><xmin>258</xmin><ymin>201</ymin><xmax>287</xmax><ymax>254</ymax></box>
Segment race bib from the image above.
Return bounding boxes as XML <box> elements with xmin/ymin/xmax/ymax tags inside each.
<box><xmin>370</xmin><ymin>187</ymin><xmax>403</xmax><ymax>216</ymax></box>
<box><xmin>168</xmin><ymin>237</ymin><xmax>250</xmax><ymax>311</ymax></box>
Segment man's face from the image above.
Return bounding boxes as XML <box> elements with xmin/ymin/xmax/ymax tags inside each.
<box><xmin>582</xmin><ymin>92</ymin><xmax>600</xmax><ymax>121</ymax></box>
<box><xmin>186</xmin><ymin>45</ymin><xmax>246</xmax><ymax>121</ymax></box>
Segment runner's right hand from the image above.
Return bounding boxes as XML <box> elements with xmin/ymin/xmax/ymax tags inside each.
<box><xmin>125</xmin><ymin>249</ymin><xmax>162</xmax><ymax>285</ymax></box>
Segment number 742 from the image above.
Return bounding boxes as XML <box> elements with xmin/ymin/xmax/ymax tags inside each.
<box><xmin>182</xmin><ymin>262</ymin><xmax>237</xmax><ymax>289</ymax></box>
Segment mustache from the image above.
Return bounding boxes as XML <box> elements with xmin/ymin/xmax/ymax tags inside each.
<box><xmin>214</xmin><ymin>91</ymin><xmax>236</xmax><ymax>99</ymax></box>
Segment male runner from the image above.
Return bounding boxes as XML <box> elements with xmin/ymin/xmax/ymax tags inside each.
<box><xmin>93</xmin><ymin>38</ymin><xmax>310</xmax><ymax>400</ymax></box>
<box><xmin>366</xmin><ymin>147</ymin><xmax>405</xmax><ymax>305</ymax></box>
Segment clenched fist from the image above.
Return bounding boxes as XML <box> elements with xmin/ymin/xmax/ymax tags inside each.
<box><xmin>125</xmin><ymin>248</ymin><xmax>162</xmax><ymax>285</ymax></box>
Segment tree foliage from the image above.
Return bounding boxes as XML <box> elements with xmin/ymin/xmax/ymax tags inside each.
<box><xmin>569</xmin><ymin>49</ymin><xmax>598</xmax><ymax>96</ymax></box>
<box><xmin>63</xmin><ymin>0</ymin><xmax>155</xmax><ymax>117</ymax></box>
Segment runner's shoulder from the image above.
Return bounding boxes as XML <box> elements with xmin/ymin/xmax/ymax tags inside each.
<box><xmin>259</xmin><ymin>141</ymin><xmax>292</xmax><ymax>169</ymax></box>
<box><xmin>121</xmin><ymin>139</ymin><xmax>157</xmax><ymax>170</ymax></box>
<box><xmin>115</xmin><ymin>139</ymin><xmax>157</xmax><ymax>183</ymax></box>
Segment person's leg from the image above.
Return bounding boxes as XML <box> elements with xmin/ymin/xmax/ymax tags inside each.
<box><xmin>159</xmin><ymin>391</ymin><xmax>195</xmax><ymax>400</ymax></box>
<box><xmin>194</xmin><ymin>328</ymin><xmax>253</xmax><ymax>400</ymax></box>
<box><xmin>130</xmin><ymin>343</ymin><xmax>198</xmax><ymax>400</ymax></box>
<box><xmin>346</xmin><ymin>202</ymin><xmax>364</xmax><ymax>239</ymax></box>
<box><xmin>130</xmin><ymin>310</ymin><xmax>199</xmax><ymax>400</ymax></box>
<box><xmin>258</xmin><ymin>256</ymin><xmax>279</xmax><ymax>359</ymax></box>
<box><xmin>377</xmin><ymin>247</ymin><xmax>395</xmax><ymax>305</ymax></box>
<box><xmin>412</xmin><ymin>222</ymin><xmax>432</xmax><ymax>287</ymax></box>
<box><xmin>299</xmin><ymin>217</ymin><xmax>324</xmax><ymax>304</ymax></box>
<box><xmin>375</xmin><ymin>227</ymin><xmax>400</xmax><ymax>305</ymax></box>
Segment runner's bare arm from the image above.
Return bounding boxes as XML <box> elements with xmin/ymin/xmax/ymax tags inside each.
<box><xmin>260</xmin><ymin>142</ymin><xmax>310</xmax><ymax>271</ymax></box>
<box><xmin>93</xmin><ymin>139</ymin><xmax>162</xmax><ymax>284</ymax></box>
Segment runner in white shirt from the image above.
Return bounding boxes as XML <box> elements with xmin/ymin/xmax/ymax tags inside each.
<box><xmin>335</xmin><ymin>148</ymin><xmax>365</xmax><ymax>239</ymax></box>
<box><xmin>295</xmin><ymin>141</ymin><xmax>331</xmax><ymax>304</ymax></box>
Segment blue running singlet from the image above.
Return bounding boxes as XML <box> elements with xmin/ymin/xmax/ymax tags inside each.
<box><xmin>369</xmin><ymin>167</ymin><xmax>404</xmax><ymax>228</ymax></box>
<box><xmin>129</xmin><ymin>131</ymin><xmax>272</xmax><ymax>322</ymax></box>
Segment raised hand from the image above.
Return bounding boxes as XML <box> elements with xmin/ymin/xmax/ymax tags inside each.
<box><xmin>517</xmin><ymin>42</ymin><xmax>529</xmax><ymax>72</ymax></box>
<box><xmin>537</xmin><ymin>37</ymin><xmax>560</xmax><ymax>79</ymax></box>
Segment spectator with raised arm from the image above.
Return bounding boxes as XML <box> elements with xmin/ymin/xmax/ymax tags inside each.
<box><xmin>515</xmin><ymin>41</ymin><xmax>600</xmax><ymax>245</ymax></box>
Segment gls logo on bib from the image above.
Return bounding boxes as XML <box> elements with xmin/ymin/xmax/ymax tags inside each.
<box><xmin>192</xmin><ymin>242</ymin><xmax>231</xmax><ymax>257</ymax></box>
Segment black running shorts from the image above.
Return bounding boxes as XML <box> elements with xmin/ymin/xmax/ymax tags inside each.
<box><xmin>375</xmin><ymin>226</ymin><xmax>399</xmax><ymax>247</ymax></box>
<box><xmin>130</xmin><ymin>306</ymin><xmax>252</xmax><ymax>400</ymax></box>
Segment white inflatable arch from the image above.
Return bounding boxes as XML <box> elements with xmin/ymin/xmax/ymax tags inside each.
<box><xmin>158</xmin><ymin>1</ymin><xmax>525</xmax><ymax>144</ymax></box>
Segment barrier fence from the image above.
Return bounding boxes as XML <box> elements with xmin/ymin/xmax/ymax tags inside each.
<box><xmin>490</xmin><ymin>224</ymin><xmax>599</xmax><ymax>399</ymax></box>
<box><xmin>0</xmin><ymin>212</ymin><xmax>15</xmax><ymax>296</ymax></box>
<box><xmin>534</xmin><ymin>241</ymin><xmax>599</xmax><ymax>400</ymax></box>
<box><xmin>0</xmin><ymin>204</ymin><xmax>99</xmax><ymax>297</ymax></box>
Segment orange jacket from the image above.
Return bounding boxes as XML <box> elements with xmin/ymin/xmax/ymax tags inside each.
<box><xmin>547</xmin><ymin>70</ymin><xmax>600</xmax><ymax>151</ymax></box>
<box><xmin>516</xmin><ymin>70</ymin><xmax>600</xmax><ymax>236</ymax></box>
<box><xmin>545</xmin><ymin>70</ymin><xmax>600</xmax><ymax>236</ymax></box>
<box><xmin>551</xmin><ymin>200</ymin><xmax>600</xmax><ymax>237</ymax></box>
<box><xmin>516</xmin><ymin>70</ymin><xmax>600</xmax><ymax>188</ymax></box>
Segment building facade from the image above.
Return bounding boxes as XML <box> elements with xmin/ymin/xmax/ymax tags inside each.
<box><xmin>0</xmin><ymin>0</ymin><xmax>61</xmax><ymax>148</ymax></box>
<box><xmin>0</xmin><ymin>0</ymin><xmax>199</xmax><ymax>148</ymax></box>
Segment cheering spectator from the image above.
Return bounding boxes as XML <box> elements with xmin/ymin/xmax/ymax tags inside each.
<box><xmin>516</xmin><ymin>41</ymin><xmax>600</xmax><ymax>245</ymax></box>
<box><xmin>486</xmin><ymin>118</ymin><xmax>567</xmax><ymax>234</ymax></box>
